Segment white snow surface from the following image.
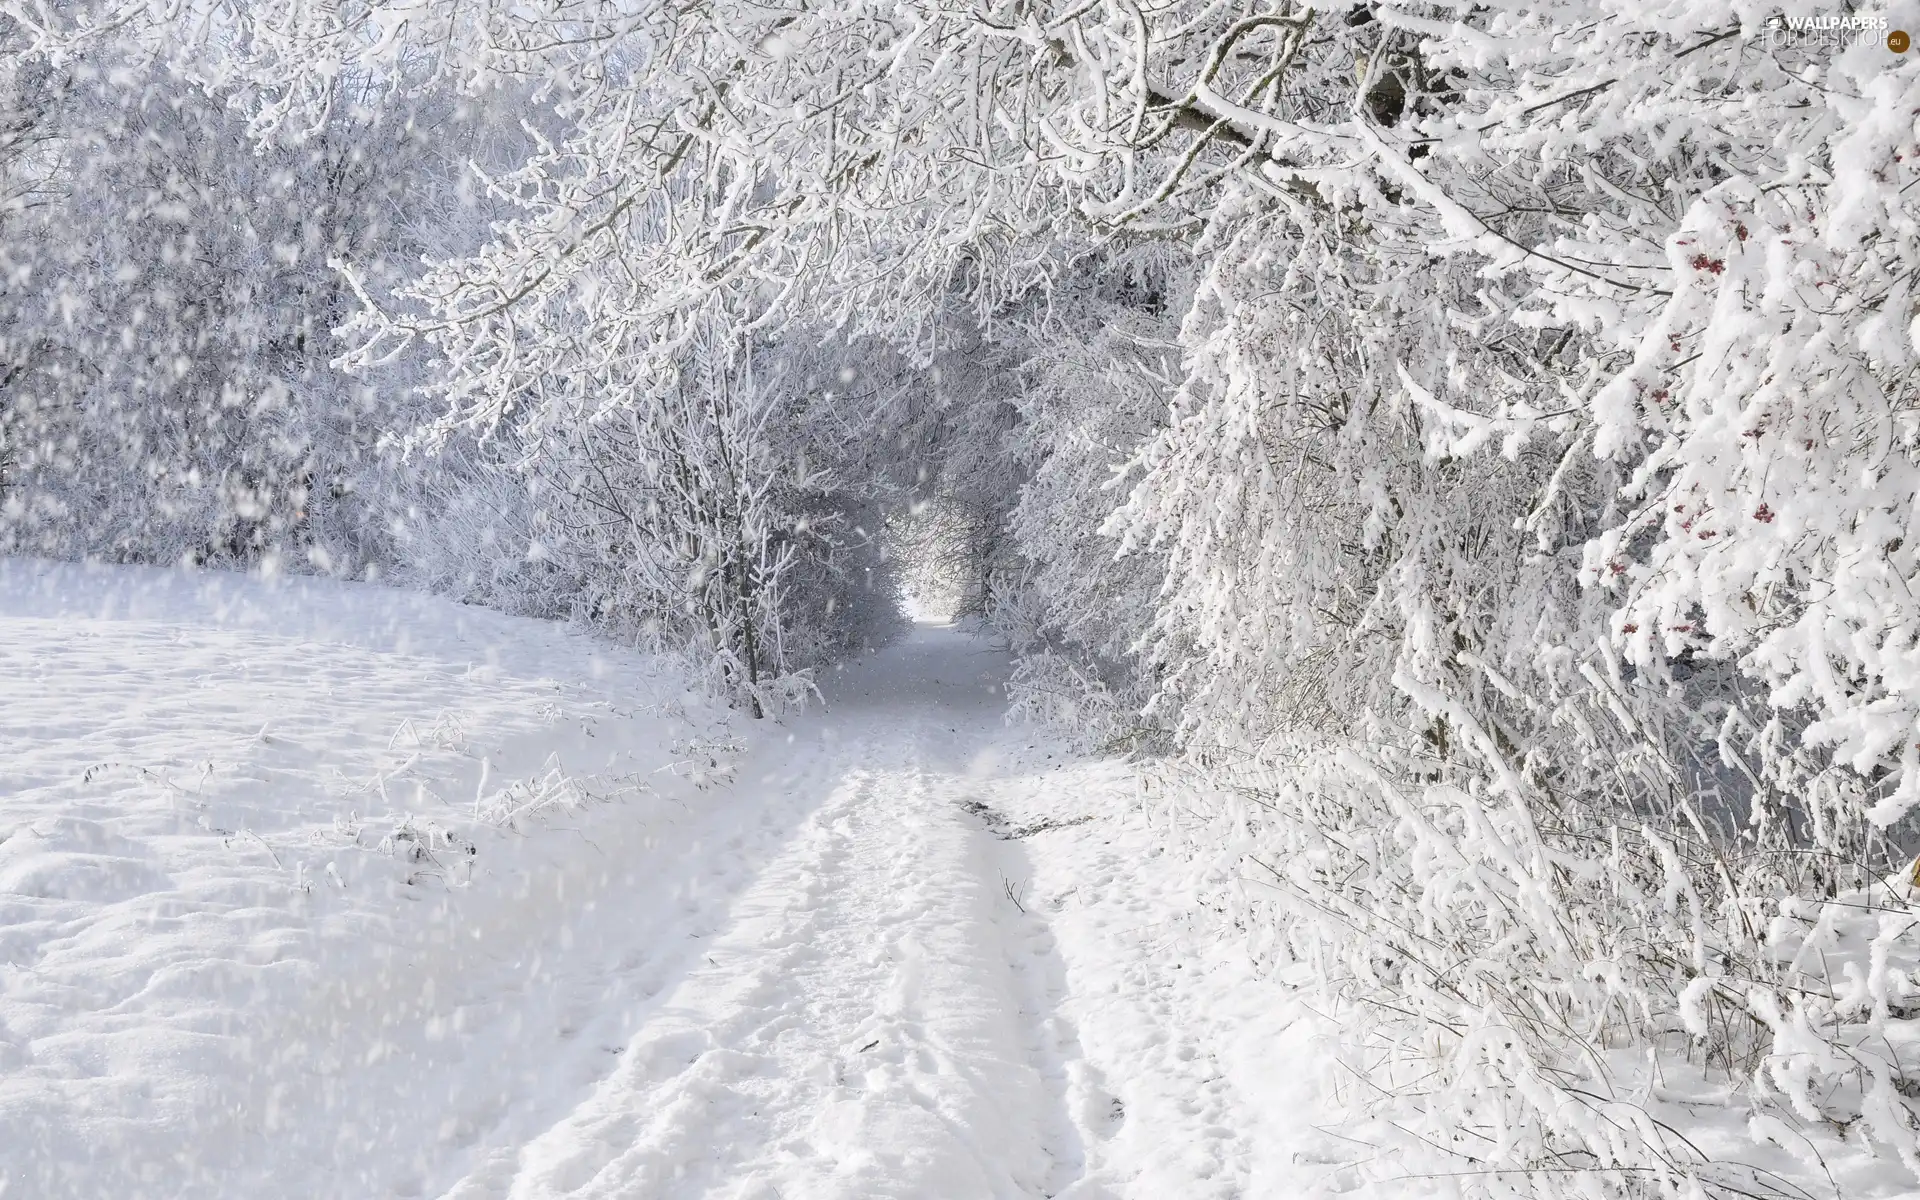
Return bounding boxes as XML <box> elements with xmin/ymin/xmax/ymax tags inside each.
<box><xmin>0</xmin><ymin>562</ymin><xmax>1331</xmax><ymax>1199</ymax></box>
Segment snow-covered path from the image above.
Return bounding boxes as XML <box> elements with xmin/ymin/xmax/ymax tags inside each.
<box><xmin>438</xmin><ymin>635</ymin><xmax>1073</xmax><ymax>1200</ymax></box>
<box><xmin>419</xmin><ymin>630</ymin><xmax>1328</xmax><ymax>1200</ymax></box>
<box><xmin>0</xmin><ymin>568</ymin><xmax>1329</xmax><ymax>1199</ymax></box>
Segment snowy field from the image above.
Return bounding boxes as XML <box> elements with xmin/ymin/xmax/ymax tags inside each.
<box><xmin>0</xmin><ymin>563</ymin><xmax>1334</xmax><ymax>1199</ymax></box>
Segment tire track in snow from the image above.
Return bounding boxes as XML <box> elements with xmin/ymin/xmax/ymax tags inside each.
<box><xmin>982</xmin><ymin>752</ymin><xmax>1336</xmax><ymax>1199</ymax></box>
<box><xmin>396</xmin><ymin>740</ymin><xmax>859</xmax><ymax>1200</ymax></box>
<box><xmin>442</xmin><ymin>761</ymin><xmax>892</xmax><ymax>1199</ymax></box>
<box><xmin>950</xmin><ymin>788</ymin><xmax>1102</xmax><ymax>1199</ymax></box>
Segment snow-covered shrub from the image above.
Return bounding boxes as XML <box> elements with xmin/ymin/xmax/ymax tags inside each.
<box><xmin>991</xmin><ymin>252</ymin><xmax>1186</xmax><ymax>746</ymax></box>
<box><xmin>1087</xmin><ymin>8</ymin><xmax>1920</xmax><ymax>1193</ymax></box>
<box><xmin>0</xmin><ymin>51</ymin><xmax>482</xmax><ymax>574</ymax></box>
<box><xmin>0</xmin><ymin>30</ymin><xmax>900</xmax><ymax>710</ymax></box>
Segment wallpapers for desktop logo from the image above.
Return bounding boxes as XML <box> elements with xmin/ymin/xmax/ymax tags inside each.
<box><xmin>1761</xmin><ymin>11</ymin><xmax>1909</xmax><ymax>50</ymax></box>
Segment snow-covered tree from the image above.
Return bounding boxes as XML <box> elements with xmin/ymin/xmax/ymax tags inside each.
<box><xmin>0</xmin><ymin>45</ymin><xmax>516</xmax><ymax>577</ymax></box>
